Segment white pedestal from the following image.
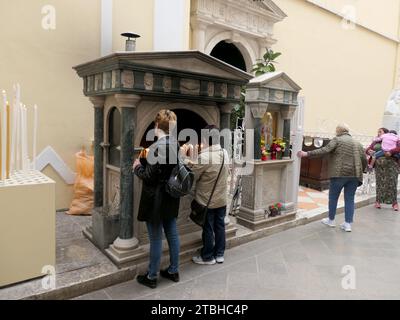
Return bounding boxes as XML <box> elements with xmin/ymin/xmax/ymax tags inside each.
<box><xmin>237</xmin><ymin>160</ymin><xmax>297</xmax><ymax>230</ymax></box>
<box><xmin>0</xmin><ymin>171</ymin><xmax>55</xmax><ymax>287</ymax></box>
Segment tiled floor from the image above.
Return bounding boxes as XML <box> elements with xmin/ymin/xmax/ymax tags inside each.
<box><xmin>298</xmin><ymin>187</ymin><xmax>344</xmax><ymax>212</ymax></box>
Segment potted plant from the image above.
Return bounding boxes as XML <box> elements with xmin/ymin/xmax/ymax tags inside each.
<box><xmin>270</xmin><ymin>138</ymin><xmax>286</xmax><ymax>160</ymax></box>
<box><xmin>261</xmin><ymin>146</ymin><xmax>268</xmax><ymax>161</ymax></box>
<box><xmin>268</xmin><ymin>203</ymin><xmax>284</xmax><ymax>218</ymax></box>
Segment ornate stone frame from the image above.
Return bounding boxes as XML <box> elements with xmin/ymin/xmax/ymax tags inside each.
<box><xmin>190</xmin><ymin>0</ymin><xmax>287</xmax><ymax>72</ymax></box>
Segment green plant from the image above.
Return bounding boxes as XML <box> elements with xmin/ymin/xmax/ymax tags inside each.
<box><xmin>230</xmin><ymin>86</ymin><xmax>246</xmax><ymax>129</ymax></box>
<box><xmin>231</xmin><ymin>49</ymin><xmax>282</xmax><ymax>130</ymax></box>
<box><xmin>251</xmin><ymin>49</ymin><xmax>282</xmax><ymax>76</ymax></box>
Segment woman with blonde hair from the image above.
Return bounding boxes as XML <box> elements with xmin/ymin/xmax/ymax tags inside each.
<box><xmin>133</xmin><ymin>109</ymin><xmax>181</xmax><ymax>288</ymax></box>
<box><xmin>298</xmin><ymin>124</ymin><xmax>367</xmax><ymax>232</ymax></box>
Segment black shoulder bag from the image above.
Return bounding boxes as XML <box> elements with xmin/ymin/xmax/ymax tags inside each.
<box><xmin>190</xmin><ymin>151</ymin><xmax>225</xmax><ymax>227</ymax></box>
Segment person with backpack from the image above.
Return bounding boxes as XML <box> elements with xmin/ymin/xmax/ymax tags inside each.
<box><xmin>182</xmin><ymin>125</ymin><xmax>229</xmax><ymax>265</ymax></box>
<box><xmin>133</xmin><ymin>109</ymin><xmax>182</xmax><ymax>289</ymax></box>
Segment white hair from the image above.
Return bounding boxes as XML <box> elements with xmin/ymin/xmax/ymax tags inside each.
<box><xmin>336</xmin><ymin>123</ymin><xmax>350</xmax><ymax>135</ymax></box>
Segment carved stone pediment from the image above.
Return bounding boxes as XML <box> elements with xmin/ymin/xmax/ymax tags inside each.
<box><xmin>190</xmin><ymin>0</ymin><xmax>287</xmax><ymax>72</ymax></box>
<box><xmin>249</xmin><ymin>71</ymin><xmax>301</xmax><ymax>92</ymax></box>
<box><xmin>246</xmin><ymin>71</ymin><xmax>301</xmax><ymax>106</ymax></box>
<box><xmin>191</xmin><ymin>0</ymin><xmax>286</xmax><ymax>38</ymax></box>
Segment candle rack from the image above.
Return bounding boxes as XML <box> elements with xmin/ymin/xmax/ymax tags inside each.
<box><xmin>0</xmin><ymin>85</ymin><xmax>38</xmax><ymax>182</ymax></box>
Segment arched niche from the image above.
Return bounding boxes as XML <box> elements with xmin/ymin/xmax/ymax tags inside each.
<box><xmin>205</xmin><ymin>31</ymin><xmax>257</xmax><ymax>72</ymax></box>
<box><xmin>139</xmin><ymin>109</ymin><xmax>208</xmax><ymax>148</ymax></box>
<box><xmin>135</xmin><ymin>102</ymin><xmax>218</xmax><ymax>148</ymax></box>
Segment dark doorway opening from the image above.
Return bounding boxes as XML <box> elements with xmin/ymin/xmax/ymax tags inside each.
<box><xmin>140</xmin><ymin>109</ymin><xmax>208</xmax><ymax>148</ymax></box>
<box><xmin>210</xmin><ymin>41</ymin><xmax>247</xmax><ymax>72</ymax></box>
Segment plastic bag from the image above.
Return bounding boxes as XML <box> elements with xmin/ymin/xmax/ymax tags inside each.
<box><xmin>67</xmin><ymin>149</ymin><xmax>94</xmax><ymax>215</ymax></box>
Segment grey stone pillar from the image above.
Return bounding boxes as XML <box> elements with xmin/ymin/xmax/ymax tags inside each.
<box><xmin>281</xmin><ymin>106</ymin><xmax>296</xmax><ymax>160</ymax></box>
<box><xmin>89</xmin><ymin>96</ymin><xmax>105</xmax><ymax>208</ymax></box>
<box><xmin>219</xmin><ymin>103</ymin><xmax>232</xmax><ymax>130</ymax></box>
<box><xmin>219</xmin><ymin>103</ymin><xmax>234</xmax><ymax>225</ymax></box>
<box><xmin>283</xmin><ymin>119</ymin><xmax>291</xmax><ymax>159</ymax></box>
<box><xmin>112</xmin><ymin>94</ymin><xmax>141</xmax><ymax>251</ymax></box>
<box><xmin>249</xmin><ymin>104</ymin><xmax>268</xmax><ymax>160</ymax></box>
<box><xmin>191</xmin><ymin>20</ymin><xmax>209</xmax><ymax>52</ymax></box>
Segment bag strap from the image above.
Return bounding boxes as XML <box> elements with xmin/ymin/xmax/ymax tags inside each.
<box><xmin>206</xmin><ymin>150</ymin><xmax>225</xmax><ymax>209</ymax></box>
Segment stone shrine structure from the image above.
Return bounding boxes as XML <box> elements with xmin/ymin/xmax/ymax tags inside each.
<box><xmin>74</xmin><ymin>51</ymin><xmax>252</xmax><ymax>266</ymax></box>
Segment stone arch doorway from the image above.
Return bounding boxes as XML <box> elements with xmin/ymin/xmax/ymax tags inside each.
<box><xmin>210</xmin><ymin>41</ymin><xmax>247</xmax><ymax>72</ymax></box>
<box><xmin>139</xmin><ymin>108</ymin><xmax>208</xmax><ymax>148</ymax></box>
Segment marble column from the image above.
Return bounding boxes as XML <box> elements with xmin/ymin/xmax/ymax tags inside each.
<box><xmin>219</xmin><ymin>103</ymin><xmax>232</xmax><ymax>130</ymax></box>
<box><xmin>89</xmin><ymin>96</ymin><xmax>105</xmax><ymax>208</ymax></box>
<box><xmin>282</xmin><ymin>119</ymin><xmax>291</xmax><ymax>159</ymax></box>
<box><xmin>280</xmin><ymin>106</ymin><xmax>296</xmax><ymax>160</ymax></box>
<box><xmin>219</xmin><ymin>103</ymin><xmax>233</xmax><ymax>225</ymax></box>
<box><xmin>191</xmin><ymin>20</ymin><xmax>209</xmax><ymax>52</ymax></box>
<box><xmin>250</xmin><ymin>103</ymin><xmax>268</xmax><ymax>160</ymax></box>
<box><xmin>112</xmin><ymin>94</ymin><xmax>141</xmax><ymax>251</ymax></box>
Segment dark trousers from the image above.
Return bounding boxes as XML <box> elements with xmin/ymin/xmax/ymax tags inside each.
<box><xmin>201</xmin><ymin>206</ymin><xmax>226</xmax><ymax>261</ymax></box>
<box><xmin>329</xmin><ymin>177</ymin><xmax>359</xmax><ymax>223</ymax></box>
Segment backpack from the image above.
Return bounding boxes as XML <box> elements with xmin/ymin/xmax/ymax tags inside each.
<box><xmin>165</xmin><ymin>159</ymin><xmax>194</xmax><ymax>198</ymax></box>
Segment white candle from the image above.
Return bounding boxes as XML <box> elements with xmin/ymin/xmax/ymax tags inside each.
<box><xmin>22</xmin><ymin>105</ymin><xmax>28</xmax><ymax>171</ymax></box>
<box><xmin>33</xmin><ymin>104</ymin><xmax>38</xmax><ymax>170</ymax></box>
<box><xmin>10</xmin><ymin>84</ymin><xmax>20</xmax><ymax>173</ymax></box>
<box><xmin>2</xmin><ymin>90</ymin><xmax>7</xmax><ymax>179</ymax></box>
<box><xmin>15</xmin><ymin>102</ymin><xmax>21</xmax><ymax>171</ymax></box>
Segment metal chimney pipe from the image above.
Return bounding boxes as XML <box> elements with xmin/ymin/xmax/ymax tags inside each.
<box><xmin>121</xmin><ymin>32</ymin><xmax>140</xmax><ymax>52</ymax></box>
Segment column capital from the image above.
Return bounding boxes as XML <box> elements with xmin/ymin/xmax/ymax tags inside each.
<box><xmin>219</xmin><ymin>103</ymin><xmax>234</xmax><ymax>114</ymax></box>
<box><xmin>280</xmin><ymin>105</ymin><xmax>296</xmax><ymax>120</ymax></box>
<box><xmin>114</xmin><ymin>94</ymin><xmax>141</xmax><ymax>108</ymax></box>
<box><xmin>190</xmin><ymin>18</ymin><xmax>211</xmax><ymax>31</ymax></box>
<box><xmin>89</xmin><ymin>96</ymin><xmax>105</xmax><ymax>108</ymax></box>
<box><xmin>250</xmin><ymin>103</ymin><xmax>268</xmax><ymax>119</ymax></box>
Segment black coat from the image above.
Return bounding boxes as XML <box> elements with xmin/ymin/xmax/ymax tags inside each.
<box><xmin>134</xmin><ymin>136</ymin><xmax>180</xmax><ymax>223</ymax></box>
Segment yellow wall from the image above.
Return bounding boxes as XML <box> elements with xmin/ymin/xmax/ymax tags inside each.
<box><xmin>310</xmin><ymin>0</ymin><xmax>400</xmax><ymax>40</ymax></box>
<box><xmin>0</xmin><ymin>0</ymin><xmax>102</xmax><ymax>209</ymax></box>
<box><xmin>273</xmin><ymin>0</ymin><xmax>398</xmax><ymax>136</ymax></box>
<box><xmin>0</xmin><ymin>1</ymin><xmax>156</xmax><ymax>210</ymax></box>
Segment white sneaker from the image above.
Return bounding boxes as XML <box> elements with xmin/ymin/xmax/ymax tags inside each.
<box><xmin>340</xmin><ymin>222</ymin><xmax>352</xmax><ymax>232</ymax></box>
<box><xmin>215</xmin><ymin>256</ymin><xmax>224</xmax><ymax>264</ymax></box>
<box><xmin>321</xmin><ymin>218</ymin><xmax>336</xmax><ymax>228</ymax></box>
<box><xmin>192</xmin><ymin>255</ymin><xmax>216</xmax><ymax>265</ymax></box>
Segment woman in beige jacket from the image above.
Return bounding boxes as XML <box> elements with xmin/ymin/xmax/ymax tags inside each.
<box><xmin>182</xmin><ymin>125</ymin><xmax>229</xmax><ymax>265</ymax></box>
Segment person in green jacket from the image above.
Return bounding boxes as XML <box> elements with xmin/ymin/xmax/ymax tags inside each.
<box><xmin>298</xmin><ymin>124</ymin><xmax>367</xmax><ymax>232</ymax></box>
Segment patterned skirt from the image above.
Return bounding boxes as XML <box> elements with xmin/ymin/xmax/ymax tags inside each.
<box><xmin>375</xmin><ymin>157</ymin><xmax>399</xmax><ymax>204</ymax></box>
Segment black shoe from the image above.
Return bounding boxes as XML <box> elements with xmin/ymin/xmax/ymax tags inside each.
<box><xmin>136</xmin><ymin>273</ymin><xmax>157</xmax><ymax>289</ymax></box>
<box><xmin>160</xmin><ymin>268</ymin><xmax>180</xmax><ymax>283</ymax></box>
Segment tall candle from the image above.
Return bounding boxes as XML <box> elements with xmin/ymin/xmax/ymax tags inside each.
<box><xmin>24</xmin><ymin>106</ymin><xmax>29</xmax><ymax>172</ymax></box>
<box><xmin>21</xmin><ymin>105</ymin><xmax>27</xmax><ymax>171</ymax></box>
<box><xmin>6</xmin><ymin>102</ymin><xmax>10</xmax><ymax>178</ymax></box>
<box><xmin>10</xmin><ymin>84</ymin><xmax>20</xmax><ymax>173</ymax></box>
<box><xmin>2</xmin><ymin>90</ymin><xmax>7</xmax><ymax>179</ymax></box>
<box><xmin>32</xmin><ymin>105</ymin><xmax>38</xmax><ymax>170</ymax></box>
<box><xmin>0</xmin><ymin>109</ymin><xmax>2</xmax><ymax>180</ymax></box>
<box><xmin>15</xmin><ymin>102</ymin><xmax>21</xmax><ymax>171</ymax></box>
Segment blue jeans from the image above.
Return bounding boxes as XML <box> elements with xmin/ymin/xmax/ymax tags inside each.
<box><xmin>374</xmin><ymin>150</ymin><xmax>400</xmax><ymax>160</ymax></box>
<box><xmin>374</xmin><ymin>150</ymin><xmax>385</xmax><ymax>159</ymax></box>
<box><xmin>146</xmin><ymin>218</ymin><xmax>180</xmax><ymax>279</ymax></box>
<box><xmin>329</xmin><ymin>177</ymin><xmax>359</xmax><ymax>223</ymax></box>
<box><xmin>201</xmin><ymin>206</ymin><xmax>226</xmax><ymax>261</ymax></box>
